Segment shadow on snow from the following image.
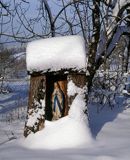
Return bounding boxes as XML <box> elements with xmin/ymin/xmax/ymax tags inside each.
<box><xmin>88</xmin><ymin>96</ymin><xmax>129</xmax><ymax>138</ymax></box>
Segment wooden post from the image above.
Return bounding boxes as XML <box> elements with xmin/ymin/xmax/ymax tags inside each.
<box><xmin>24</xmin><ymin>75</ymin><xmax>46</xmax><ymax>137</ymax></box>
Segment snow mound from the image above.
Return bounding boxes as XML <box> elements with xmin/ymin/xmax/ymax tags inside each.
<box><xmin>23</xmin><ymin>94</ymin><xmax>93</xmax><ymax>149</ymax></box>
<box><xmin>67</xmin><ymin>80</ymin><xmax>82</xmax><ymax>96</ymax></box>
<box><xmin>26</xmin><ymin>35</ymin><xmax>87</xmax><ymax>72</ymax></box>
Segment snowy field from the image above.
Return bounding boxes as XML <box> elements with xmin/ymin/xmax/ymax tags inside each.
<box><xmin>0</xmin><ymin>99</ymin><xmax>130</xmax><ymax>160</ymax></box>
<box><xmin>0</xmin><ymin>79</ymin><xmax>28</xmax><ymax>114</ymax></box>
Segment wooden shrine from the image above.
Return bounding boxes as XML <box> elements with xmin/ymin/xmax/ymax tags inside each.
<box><xmin>24</xmin><ymin>36</ymin><xmax>87</xmax><ymax>137</ymax></box>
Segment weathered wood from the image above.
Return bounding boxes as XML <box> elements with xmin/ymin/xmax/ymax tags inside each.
<box><xmin>24</xmin><ymin>75</ymin><xmax>46</xmax><ymax>137</ymax></box>
<box><xmin>30</xmin><ymin>75</ymin><xmax>46</xmax><ymax>107</ymax></box>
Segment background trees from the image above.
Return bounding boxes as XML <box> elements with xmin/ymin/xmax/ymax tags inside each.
<box><xmin>0</xmin><ymin>0</ymin><xmax>130</xmax><ymax>105</ymax></box>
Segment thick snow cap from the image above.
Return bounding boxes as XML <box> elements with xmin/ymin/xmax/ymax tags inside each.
<box><xmin>26</xmin><ymin>35</ymin><xmax>87</xmax><ymax>73</ymax></box>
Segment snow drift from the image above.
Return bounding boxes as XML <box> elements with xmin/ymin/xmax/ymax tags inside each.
<box><xmin>23</xmin><ymin>93</ymin><xmax>93</xmax><ymax>150</ymax></box>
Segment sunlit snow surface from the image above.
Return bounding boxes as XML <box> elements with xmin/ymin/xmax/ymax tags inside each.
<box><xmin>0</xmin><ymin>78</ymin><xmax>130</xmax><ymax>159</ymax></box>
<box><xmin>0</xmin><ymin>103</ymin><xmax>130</xmax><ymax>160</ymax></box>
<box><xmin>26</xmin><ymin>35</ymin><xmax>87</xmax><ymax>72</ymax></box>
<box><xmin>23</xmin><ymin>94</ymin><xmax>92</xmax><ymax>149</ymax></box>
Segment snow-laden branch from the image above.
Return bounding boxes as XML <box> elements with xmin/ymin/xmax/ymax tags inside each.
<box><xmin>95</xmin><ymin>25</ymin><xmax>130</xmax><ymax>68</ymax></box>
<box><xmin>115</xmin><ymin>2</ymin><xmax>130</xmax><ymax>22</ymax></box>
<box><xmin>100</xmin><ymin>0</ymin><xmax>117</xmax><ymax>9</ymax></box>
<box><xmin>107</xmin><ymin>25</ymin><xmax>130</xmax><ymax>56</ymax></box>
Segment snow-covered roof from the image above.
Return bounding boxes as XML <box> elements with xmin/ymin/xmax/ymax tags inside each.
<box><xmin>26</xmin><ymin>35</ymin><xmax>87</xmax><ymax>73</ymax></box>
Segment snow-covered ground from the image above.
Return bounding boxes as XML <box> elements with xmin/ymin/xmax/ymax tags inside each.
<box><xmin>0</xmin><ymin>79</ymin><xmax>29</xmax><ymax>114</ymax></box>
<box><xmin>0</xmin><ymin>62</ymin><xmax>129</xmax><ymax>159</ymax></box>
<box><xmin>0</xmin><ymin>99</ymin><xmax>130</xmax><ymax>160</ymax></box>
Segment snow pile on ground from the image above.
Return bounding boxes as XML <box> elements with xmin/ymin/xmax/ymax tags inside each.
<box><xmin>0</xmin><ymin>103</ymin><xmax>130</xmax><ymax>160</ymax></box>
<box><xmin>0</xmin><ymin>119</ymin><xmax>25</xmax><ymax>147</ymax></box>
<box><xmin>26</xmin><ymin>35</ymin><xmax>86</xmax><ymax>72</ymax></box>
<box><xmin>23</xmin><ymin>94</ymin><xmax>92</xmax><ymax>149</ymax></box>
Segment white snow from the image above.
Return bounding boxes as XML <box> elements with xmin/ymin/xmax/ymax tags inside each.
<box><xmin>0</xmin><ymin>104</ymin><xmax>130</xmax><ymax>159</ymax></box>
<box><xmin>22</xmin><ymin>76</ymin><xmax>90</xmax><ymax>149</ymax></box>
<box><xmin>23</xmin><ymin>118</ymin><xmax>92</xmax><ymax>149</ymax></box>
<box><xmin>67</xmin><ymin>80</ymin><xmax>82</xmax><ymax>96</ymax></box>
<box><xmin>0</xmin><ymin>70</ymin><xmax>130</xmax><ymax>159</ymax></box>
<box><xmin>26</xmin><ymin>35</ymin><xmax>87</xmax><ymax>72</ymax></box>
<box><xmin>13</xmin><ymin>52</ymin><xmax>25</xmax><ymax>60</ymax></box>
<box><xmin>68</xmin><ymin>94</ymin><xmax>87</xmax><ymax>122</ymax></box>
<box><xmin>122</xmin><ymin>89</ymin><xmax>130</xmax><ymax>95</ymax></box>
<box><xmin>26</xmin><ymin>99</ymin><xmax>45</xmax><ymax>128</ymax></box>
<box><xmin>23</xmin><ymin>93</ymin><xmax>92</xmax><ymax>149</ymax></box>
